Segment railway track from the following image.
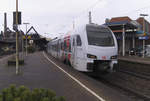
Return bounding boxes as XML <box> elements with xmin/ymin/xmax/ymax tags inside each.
<box><xmin>118</xmin><ymin>70</ymin><xmax>150</xmax><ymax>80</ymax></box>
<box><xmin>92</xmin><ymin>75</ymin><xmax>150</xmax><ymax>101</ymax></box>
<box><xmin>85</xmin><ymin>70</ymin><xmax>150</xmax><ymax>101</ymax></box>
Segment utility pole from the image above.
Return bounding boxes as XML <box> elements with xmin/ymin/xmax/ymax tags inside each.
<box><xmin>142</xmin><ymin>18</ymin><xmax>145</xmax><ymax>58</ymax></box>
<box><xmin>21</xmin><ymin>30</ymin><xmax>24</xmax><ymax>58</ymax></box>
<box><xmin>16</xmin><ymin>0</ymin><xmax>19</xmax><ymax>75</ymax></box>
<box><xmin>89</xmin><ymin>11</ymin><xmax>92</xmax><ymax>24</ymax></box>
<box><xmin>23</xmin><ymin>23</ymin><xmax>30</xmax><ymax>56</ymax></box>
<box><xmin>140</xmin><ymin>14</ymin><xmax>148</xmax><ymax>58</ymax></box>
<box><xmin>122</xmin><ymin>24</ymin><xmax>125</xmax><ymax>56</ymax></box>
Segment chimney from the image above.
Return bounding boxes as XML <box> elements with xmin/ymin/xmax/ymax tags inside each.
<box><xmin>4</xmin><ymin>13</ymin><xmax>7</xmax><ymax>38</ymax></box>
<box><xmin>89</xmin><ymin>11</ymin><xmax>92</xmax><ymax>24</ymax></box>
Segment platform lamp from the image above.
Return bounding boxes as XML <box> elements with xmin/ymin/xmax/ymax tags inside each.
<box><xmin>140</xmin><ymin>14</ymin><xmax>148</xmax><ymax>58</ymax></box>
<box><xmin>15</xmin><ymin>0</ymin><xmax>19</xmax><ymax>75</ymax></box>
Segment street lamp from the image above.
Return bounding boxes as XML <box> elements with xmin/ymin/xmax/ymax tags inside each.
<box><xmin>23</xmin><ymin>22</ymin><xmax>30</xmax><ymax>56</ymax></box>
<box><xmin>15</xmin><ymin>0</ymin><xmax>19</xmax><ymax>75</ymax></box>
<box><xmin>140</xmin><ymin>14</ymin><xmax>148</xmax><ymax>58</ymax></box>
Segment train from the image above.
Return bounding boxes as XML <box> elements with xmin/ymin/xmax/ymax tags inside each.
<box><xmin>47</xmin><ymin>23</ymin><xmax>118</xmax><ymax>73</ymax></box>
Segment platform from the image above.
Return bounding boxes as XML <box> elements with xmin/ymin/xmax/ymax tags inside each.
<box><xmin>118</xmin><ymin>55</ymin><xmax>150</xmax><ymax>65</ymax></box>
<box><xmin>0</xmin><ymin>52</ymin><xmax>133</xmax><ymax>101</ymax></box>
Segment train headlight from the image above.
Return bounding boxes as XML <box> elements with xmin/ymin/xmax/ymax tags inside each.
<box><xmin>111</xmin><ymin>55</ymin><xmax>117</xmax><ymax>59</ymax></box>
<box><xmin>87</xmin><ymin>54</ymin><xmax>97</xmax><ymax>59</ymax></box>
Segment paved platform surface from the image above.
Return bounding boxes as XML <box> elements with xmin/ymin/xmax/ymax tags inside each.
<box><xmin>0</xmin><ymin>52</ymin><xmax>133</xmax><ymax>101</ymax></box>
<box><xmin>118</xmin><ymin>55</ymin><xmax>150</xmax><ymax>65</ymax></box>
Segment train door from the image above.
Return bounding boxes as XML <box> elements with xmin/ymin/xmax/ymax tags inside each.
<box><xmin>60</xmin><ymin>41</ymin><xmax>64</xmax><ymax>61</ymax></box>
<box><xmin>71</xmin><ymin>37</ymin><xmax>76</xmax><ymax>66</ymax></box>
<box><xmin>57</xmin><ymin>39</ymin><xmax>61</xmax><ymax>59</ymax></box>
<box><xmin>72</xmin><ymin>35</ymin><xmax>84</xmax><ymax>69</ymax></box>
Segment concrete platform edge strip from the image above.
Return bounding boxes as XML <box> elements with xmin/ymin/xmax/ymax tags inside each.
<box><xmin>43</xmin><ymin>52</ymin><xmax>105</xmax><ymax>101</ymax></box>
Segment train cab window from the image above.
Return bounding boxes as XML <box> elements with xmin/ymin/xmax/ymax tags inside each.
<box><xmin>86</xmin><ymin>25</ymin><xmax>114</xmax><ymax>46</ymax></box>
<box><xmin>76</xmin><ymin>35</ymin><xmax>82</xmax><ymax>46</ymax></box>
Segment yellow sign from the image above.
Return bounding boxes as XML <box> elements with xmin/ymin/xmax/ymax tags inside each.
<box><xmin>23</xmin><ymin>35</ymin><xmax>31</xmax><ymax>39</ymax></box>
<box><xmin>144</xmin><ymin>33</ymin><xmax>146</xmax><ymax>36</ymax></box>
<box><xmin>28</xmin><ymin>36</ymin><xmax>31</xmax><ymax>39</ymax></box>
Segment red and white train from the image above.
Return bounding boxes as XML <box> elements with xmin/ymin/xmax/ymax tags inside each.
<box><xmin>47</xmin><ymin>24</ymin><xmax>118</xmax><ymax>73</ymax></box>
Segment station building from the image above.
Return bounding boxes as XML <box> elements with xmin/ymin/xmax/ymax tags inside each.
<box><xmin>105</xmin><ymin>16</ymin><xmax>150</xmax><ymax>56</ymax></box>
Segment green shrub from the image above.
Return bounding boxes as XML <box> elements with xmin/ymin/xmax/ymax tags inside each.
<box><xmin>27</xmin><ymin>46</ymin><xmax>35</xmax><ymax>53</ymax></box>
<box><xmin>0</xmin><ymin>85</ymin><xmax>65</xmax><ymax>101</ymax></box>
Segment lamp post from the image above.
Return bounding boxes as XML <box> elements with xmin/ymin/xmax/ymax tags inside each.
<box><xmin>16</xmin><ymin>0</ymin><xmax>19</xmax><ymax>74</ymax></box>
<box><xmin>16</xmin><ymin>0</ymin><xmax>19</xmax><ymax>75</ymax></box>
<box><xmin>140</xmin><ymin>14</ymin><xmax>148</xmax><ymax>58</ymax></box>
<box><xmin>23</xmin><ymin>22</ymin><xmax>30</xmax><ymax>56</ymax></box>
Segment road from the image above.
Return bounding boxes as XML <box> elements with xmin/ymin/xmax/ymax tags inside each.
<box><xmin>0</xmin><ymin>52</ymin><xmax>133</xmax><ymax>101</ymax></box>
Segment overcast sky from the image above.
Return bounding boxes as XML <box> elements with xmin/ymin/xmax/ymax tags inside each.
<box><xmin>0</xmin><ymin>0</ymin><xmax>150</xmax><ymax>38</ymax></box>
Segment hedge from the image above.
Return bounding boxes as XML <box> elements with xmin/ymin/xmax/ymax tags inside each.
<box><xmin>0</xmin><ymin>85</ymin><xmax>65</xmax><ymax>101</ymax></box>
<box><xmin>27</xmin><ymin>46</ymin><xmax>35</xmax><ymax>53</ymax></box>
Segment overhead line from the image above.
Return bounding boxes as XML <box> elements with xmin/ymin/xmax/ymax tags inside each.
<box><xmin>74</xmin><ymin>0</ymin><xmax>103</xmax><ymax>19</ymax></box>
<box><xmin>121</xmin><ymin>5</ymin><xmax>150</xmax><ymax>15</ymax></box>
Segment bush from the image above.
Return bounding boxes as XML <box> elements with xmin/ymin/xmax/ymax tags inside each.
<box><xmin>27</xmin><ymin>46</ymin><xmax>35</xmax><ymax>53</ymax></box>
<box><xmin>0</xmin><ymin>85</ymin><xmax>65</xmax><ymax>101</ymax></box>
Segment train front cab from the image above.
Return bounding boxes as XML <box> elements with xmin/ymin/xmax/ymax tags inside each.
<box><xmin>85</xmin><ymin>24</ymin><xmax>118</xmax><ymax>73</ymax></box>
<box><xmin>71</xmin><ymin>24</ymin><xmax>118</xmax><ymax>73</ymax></box>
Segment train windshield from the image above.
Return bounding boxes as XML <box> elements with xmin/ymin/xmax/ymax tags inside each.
<box><xmin>86</xmin><ymin>25</ymin><xmax>114</xmax><ymax>47</ymax></box>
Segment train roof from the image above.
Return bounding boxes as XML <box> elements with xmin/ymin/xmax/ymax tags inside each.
<box><xmin>73</xmin><ymin>23</ymin><xmax>108</xmax><ymax>31</ymax></box>
<box><xmin>86</xmin><ymin>23</ymin><xmax>108</xmax><ymax>28</ymax></box>
<box><xmin>49</xmin><ymin>23</ymin><xmax>110</xmax><ymax>41</ymax></box>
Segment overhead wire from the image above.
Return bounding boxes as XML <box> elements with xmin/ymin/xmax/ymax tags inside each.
<box><xmin>59</xmin><ymin>0</ymin><xmax>104</xmax><ymax>33</ymax></box>
<box><xmin>60</xmin><ymin>0</ymin><xmax>150</xmax><ymax>34</ymax></box>
<box><xmin>122</xmin><ymin>5</ymin><xmax>150</xmax><ymax>15</ymax></box>
<box><xmin>74</xmin><ymin>0</ymin><xmax>103</xmax><ymax>19</ymax></box>
<box><xmin>91</xmin><ymin>1</ymin><xmax>150</xmax><ymax>23</ymax></box>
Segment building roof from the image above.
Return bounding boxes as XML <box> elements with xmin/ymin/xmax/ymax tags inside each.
<box><xmin>109</xmin><ymin>16</ymin><xmax>132</xmax><ymax>22</ymax></box>
<box><xmin>105</xmin><ymin>16</ymin><xmax>137</xmax><ymax>31</ymax></box>
<box><xmin>105</xmin><ymin>21</ymin><xmax>137</xmax><ymax>30</ymax></box>
<box><xmin>136</xmin><ymin>17</ymin><xmax>150</xmax><ymax>25</ymax></box>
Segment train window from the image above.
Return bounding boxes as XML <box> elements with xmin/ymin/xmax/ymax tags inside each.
<box><xmin>73</xmin><ymin>38</ymin><xmax>75</xmax><ymax>46</ymax></box>
<box><xmin>57</xmin><ymin>42</ymin><xmax>59</xmax><ymax>52</ymax></box>
<box><xmin>59</xmin><ymin>42</ymin><xmax>61</xmax><ymax>51</ymax></box>
<box><xmin>69</xmin><ymin>40</ymin><xmax>71</xmax><ymax>52</ymax></box>
<box><xmin>61</xmin><ymin>42</ymin><xmax>63</xmax><ymax>50</ymax></box>
<box><xmin>64</xmin><ymin>40</ymin><xmax>67</xmax><ymax>51</ymax></box>
<box><xmin>76</xmin><ymin>35</ymin><xmax>82</xmax><ymax>46</ymax></box>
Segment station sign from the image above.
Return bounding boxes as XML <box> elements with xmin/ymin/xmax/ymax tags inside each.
<box><xmin>28</xmin><ymin>36</ymin><xmax>31</xmax><ymax>39</ymax></box>
<box><xmin>13</xmin><ymin>12</ymin><xmax>22</xmax><ymax>25</ymax></box>
<box><xmin>116</xmin><ymin>36</ymin><xmax>122</xmax><ymax>40</ymax></box>
<box><xmin>29</xmin><ymin>40</ymin><xmax>33</xmax><ymax>44</ymax></box>
<box><xmin>138</xmin><ymin>36</ymin><xmax>149</xmax><ymax>40</ymax></box>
